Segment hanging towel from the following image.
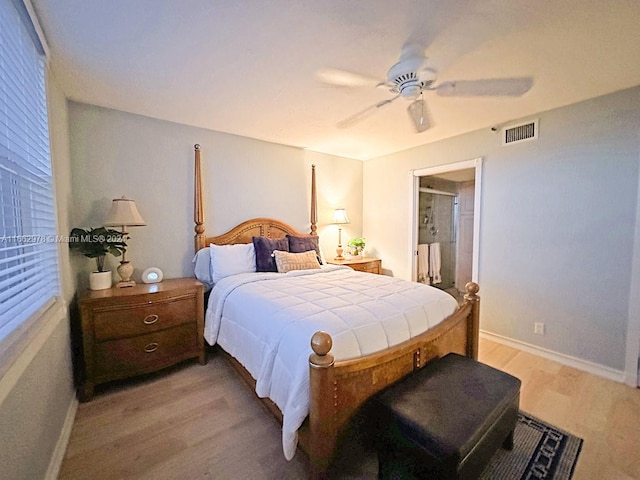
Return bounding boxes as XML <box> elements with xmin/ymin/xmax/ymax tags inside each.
<box><xmin>417</xmin><ymin>244</ymin><xmax>430</xmax><ymax>284</ymax></box>
<box><xmin>429</xmin><ymin>242</ymin><xmax>442</xmax><ymax>284</ymax></box>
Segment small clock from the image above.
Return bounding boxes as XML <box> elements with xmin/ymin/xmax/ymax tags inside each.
<box><xmin>141</xmin><ymin>267</ymin><xmax>163</xmax><ymax>284</ymax></box>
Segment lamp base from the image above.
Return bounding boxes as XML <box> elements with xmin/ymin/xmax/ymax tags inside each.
<box><xmin>116</xmin><ymin>261</ymin><xmax>135</xmax><ymax>288</ymax></box>
<box><xmin>335</xmin><ymin>246</ymin><xmax>345</xmax><ymax>260</ymax></box>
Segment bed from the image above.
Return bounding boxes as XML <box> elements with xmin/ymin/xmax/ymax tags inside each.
<box><xmin>191</xmin><ymin>145</ymin><xmax>480</xmax><ymax>479</ymax></box>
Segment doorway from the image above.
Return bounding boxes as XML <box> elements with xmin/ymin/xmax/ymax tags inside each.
<box><xmin>410</xmin><ymin>158</ymin><xmax>482</xmax><ymax>298</ymax></box>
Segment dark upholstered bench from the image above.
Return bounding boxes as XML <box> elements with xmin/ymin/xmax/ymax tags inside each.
<box><xmin>370</xmin><ymin>353</ymin><xmax>521</xmax><ymax>480</ymax></box>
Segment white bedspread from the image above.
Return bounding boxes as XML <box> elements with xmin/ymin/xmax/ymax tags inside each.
<box><xmin>204</xmin><ymin>265</ymin><xmax>458</xmax><ymax>460</ymax></box>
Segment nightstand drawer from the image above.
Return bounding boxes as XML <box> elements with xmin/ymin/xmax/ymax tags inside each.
<box><xmin>351</xmin><ymin>261</ymin><xmax>381</xmax><ymax>274</ymax></box>
<box><xmin>326</xmin><ymin>257</ymin><xmax>382</xmax><ymax>275</ymax></box>
<box><xmin>94</xmin><ymin>324</ymin><xmax>198</xmax><ymax>377</ymax></box>
<box><xmin>93</xmin><ymin>294</ymin><xmax>197</xmax><ymax>341</ymax></box>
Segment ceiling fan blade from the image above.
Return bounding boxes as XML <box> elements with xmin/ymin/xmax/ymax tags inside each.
<box><xmin>435</xmin><ymin>77</ymin><xmax>533</xmax><ymax>97</ymax></box>
<box><xmin>337</xmin><ymin>95</ymin><xmax>400</xmax><ymax>129</ymax></box>
<box><xmin>316</xmin><ymin>68</ymin><xmax>385</xmax><ymax>88</ymax></box>
<box><xmin>407</xmin><ymin>98</ymin><xmax>432</xmax><ymax>133</ymax></box>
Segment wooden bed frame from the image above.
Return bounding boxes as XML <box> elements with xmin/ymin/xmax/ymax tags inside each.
<box><xmin>192</xmin><ymin>144</ymin><xmax>480</xmax><ymax>479</ymax></box>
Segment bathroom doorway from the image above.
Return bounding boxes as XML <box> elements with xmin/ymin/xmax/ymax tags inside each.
<box><xmin>410</xmin><ymin>158</ymin><xmax>482</xmax><ymax>300</ymax></box>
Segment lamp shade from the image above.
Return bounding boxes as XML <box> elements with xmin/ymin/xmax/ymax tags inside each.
<box><xmin>332</xmin><ymin>208</ymin><xmax>350</xmax><ymax>225</ymax></box>
<box><xmin>104</xmin><ymin>196</ymin><xmax>146</xmax><ymax>227</ymax></box>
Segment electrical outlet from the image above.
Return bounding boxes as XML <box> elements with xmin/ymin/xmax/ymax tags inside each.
<box><xmin>534</xmin><ymin>322</ymin><xmax>545</xmax><ymax>335</ymax></box>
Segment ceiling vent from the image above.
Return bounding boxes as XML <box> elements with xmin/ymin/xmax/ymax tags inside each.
<box><xmin>502</xmin><ymin>119</ymin><xmax>538</xmax><ymax>146</ymax></box>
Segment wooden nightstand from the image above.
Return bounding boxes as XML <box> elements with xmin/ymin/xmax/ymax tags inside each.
<box><xmin>326</xmin><ymin>257</ymin><xmax>382</xmax><ymax>274</ymax></box>
<box><xmin>77</xmin><ymin>278</ymin><xmax>205</xmax><ymax>401</ymax></box>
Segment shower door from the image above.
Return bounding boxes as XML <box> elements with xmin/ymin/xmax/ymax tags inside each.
<box><xmin>418</xmin><ymin>190</ymin><xmax>458</xmax><ymax>290</ymax></box>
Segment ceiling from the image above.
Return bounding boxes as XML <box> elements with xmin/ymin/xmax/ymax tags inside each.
<box><xmin>32</xmin><ymin>0</ymin><xmax>640</xmax><ymax>160</ymax></box>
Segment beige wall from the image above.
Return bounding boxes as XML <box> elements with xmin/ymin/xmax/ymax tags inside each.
<box><xmin>68</xmin><ymin>102</ymin><xmax>363</xmax><ymax>286</ymax></box>
<box><xmin>363</xmin><ymin>87</ymin><xmax>640</xmax><ymax>374</ymax></box>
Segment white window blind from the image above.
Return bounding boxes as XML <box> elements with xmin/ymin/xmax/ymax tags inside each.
<box><xmin>0</xmin><ymin>0</ymin><xmax>59</xmax><ymax>342</ymax></box>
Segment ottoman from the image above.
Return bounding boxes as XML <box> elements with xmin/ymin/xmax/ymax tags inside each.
<box><xmin>370</xmin><ymin>353</ymin><xmax>521</xmax><ymax>479</ymax></box>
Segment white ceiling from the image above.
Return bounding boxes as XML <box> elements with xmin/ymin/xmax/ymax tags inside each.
<box><xmin>32</xmin><ymin>0</ymin><xmax>640</xmax><ymax>160</ymax></box>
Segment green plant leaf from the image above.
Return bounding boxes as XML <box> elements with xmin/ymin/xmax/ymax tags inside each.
<box><xmin>69</xmin><ymin>227</ymin><xmax>128</xmax><ymax>261</ymax></box>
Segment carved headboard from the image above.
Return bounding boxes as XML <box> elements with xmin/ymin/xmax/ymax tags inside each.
<box><xmin>206</xmin><ymin>217</ymin><xmax>308</xmax><ymax>246</ymax></box>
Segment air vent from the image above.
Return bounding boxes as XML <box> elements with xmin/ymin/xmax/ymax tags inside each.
<box><xmin>502</xmin><ymin>119</ymin><xmax>538</xmax><ymax>145</ymax></box>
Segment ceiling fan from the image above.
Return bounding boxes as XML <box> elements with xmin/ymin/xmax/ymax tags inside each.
<box><xmin>317</xmin><ymin>44</ymin><xmax>533</xmax><ymax>133</ymax></box>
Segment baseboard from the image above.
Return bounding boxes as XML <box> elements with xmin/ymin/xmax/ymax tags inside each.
<box><xmin>480</xmin><ymin>330</ymin><xmax>626</xmax><ymax>383</ymax></box>
<box><xmin>45</xmin><ymin>395</ymin><xmax>78</xmax><ymax>480</ymax></box>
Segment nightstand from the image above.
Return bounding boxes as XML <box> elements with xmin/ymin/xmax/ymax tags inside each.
<box><xmin>77</xmin><ymin>278</ymin><xmax>205</xmax><ymax>401</ymax></box>
<box><xmin>326</xmin><ymin>257</ymin><xmax>382</xmax><ymax>274</ymax></box>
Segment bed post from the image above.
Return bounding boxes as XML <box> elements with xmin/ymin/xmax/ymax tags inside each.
<box><xmin>310</xmin><ymin>164</ymin><xmax>318</xmax><ymax>235</ymax></box>
<box><xmin>308</xmin><ymin>331</ymin><xmax>336</xmax><ymax>480</ymax></box>
<box><xmin>194</xmin><ymin>144</ymin><xmax>205</xmax><ymax>251</ymax></box>
<box><xmin>464</xmin><ymin>282</ymin><xmax>480</xmax><ymax>360</ymax></box>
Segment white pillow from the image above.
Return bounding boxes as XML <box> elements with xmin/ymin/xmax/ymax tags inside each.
<box><xmin>192</xmin><ymin>247</ymin><xmax>213</xmax><ymax>289</ymax></box>
<box><xmin>210</xmin><ymin>243</ymin><xmax>256</xmax><ymax>283</ymax></box>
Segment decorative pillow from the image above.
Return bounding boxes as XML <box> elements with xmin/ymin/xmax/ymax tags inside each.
<box><xmin>209</xmin><ymin>243</ymin><xmax>256</xmax><ymax>283</ymax></box>
<box><xmin>252</xmin><ymin>236</ymin><xmax>289</xmax><ymax>272</ymax></box>
<box><xmin>192</xmin><ymin>247</ymin><xmax>213</xmax><ymax>289</ymax></box>
<box><xmin>273</xmin><ymin>249</ymin><xmax>321</xmax><ymax>273</ymax></box>
<box><xmin>286</xmin><ymin>234</ymin><xmax>323</xmax><ymax>264</ymax></box>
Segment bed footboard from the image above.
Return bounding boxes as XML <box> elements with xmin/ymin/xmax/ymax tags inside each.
<box><xmin>306</xmin><ymin>282</ymin><xmax>480</xmax><ymax>479</ymax></box>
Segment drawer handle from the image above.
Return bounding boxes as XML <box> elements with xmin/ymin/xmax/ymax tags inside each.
<box><xmin>144</xmin><ymin>342</ymin><xmax>159</xmax><ymax>353</ymax></box>
<box><xmin>143</xmin><ymin>314</ymin><xmax>159</xmax><ymax>325</ymax></box>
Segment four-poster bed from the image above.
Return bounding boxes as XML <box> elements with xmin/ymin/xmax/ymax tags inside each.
<box><xmin>192</xmin><ymin>144</ymin><xmax>480</xmax><ymax>479</ymax></box>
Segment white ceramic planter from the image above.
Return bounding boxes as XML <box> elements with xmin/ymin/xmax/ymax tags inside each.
<box><xmin>89</xmin><ymin>271</ymin><xmax>112</xmax><ymax>290</ymax></box>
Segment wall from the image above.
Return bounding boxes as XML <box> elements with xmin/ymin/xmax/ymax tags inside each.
<box><xmin>363</xmin><ymin>86</ymin><xmax>640</xmax><ymax>373</ymax></box>
<box><xmin>68</xmin><ymin>103</ymin><xmax>363</xmax><ymax>286</ymax></box>
<box><xmin>0</xmin><ymin>72</ymin><xmax>77</xmax><ymax>479</ymax></box>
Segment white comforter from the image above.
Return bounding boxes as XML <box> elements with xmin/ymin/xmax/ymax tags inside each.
<box><xmin>204</xmin><ymin>265</ymin><xmax>458</xmax><ymax>460</ymax></box>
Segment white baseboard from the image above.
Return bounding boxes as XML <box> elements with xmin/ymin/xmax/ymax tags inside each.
<box><xmin>480</xmin><ymin>330</ymin><xmax>626</xmax><ymax>384</ymax></box>
<box><xmin>45</xmin><ymin>396</ymin><xmax>78</xmax><ymax>480</ymax></box>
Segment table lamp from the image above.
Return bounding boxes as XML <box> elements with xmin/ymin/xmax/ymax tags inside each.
<box><xmin>332</xmin><ymin>208</ymin><xmax>350</xmax><ymax>260</ymax></box>
<box><xmin>104</xmin><ymin>196</ymin><xmax>146</xmax><ymax>287</ymax></box>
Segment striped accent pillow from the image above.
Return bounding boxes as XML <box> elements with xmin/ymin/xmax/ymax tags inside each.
<box><xmin>273</xmin><ymin>249</ymin><xmax>321</xmax><ymax>273</ymax></box>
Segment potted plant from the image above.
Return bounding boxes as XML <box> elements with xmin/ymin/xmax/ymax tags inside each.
<box><xmin>348</xmin><ymin>237</ymin><xmax>366</xmax><ymax>256</ymax></box>
<box><xmin>69</xmin><ymin>227</ymin><xmax>127</xmax><ymax>290</ymax></box>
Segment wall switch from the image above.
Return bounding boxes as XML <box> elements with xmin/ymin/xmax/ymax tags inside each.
<box><xmin>534</xmin><ymin>322</ymin><xmax>545</xmax><ymax>335</ymax></box>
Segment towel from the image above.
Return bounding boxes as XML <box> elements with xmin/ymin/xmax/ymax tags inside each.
<box><xmin>429</xmin><ymin>242</ymin><xmax>442</xmax><ymax>284</ymax></box>
<box><xmin>417</xmin><ymin>244</ymin><xmax>430</xmax><ymax>284</ymax></box>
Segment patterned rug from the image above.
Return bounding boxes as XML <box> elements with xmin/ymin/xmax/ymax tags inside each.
<box><xmin>480</xmin><ymin>411</ymin><xmax>583</xmax><ymax>479</ymax></box>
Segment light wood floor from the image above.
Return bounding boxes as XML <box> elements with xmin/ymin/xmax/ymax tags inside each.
<box><xmin>58</xmin><ymin>339</ymin><xmax>640</xmax><ymax>479</ymax></box>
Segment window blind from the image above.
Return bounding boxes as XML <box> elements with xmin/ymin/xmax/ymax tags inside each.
<box><xmin>0</xmin><ymin>0</ymin><xmax>59</xmax><ymax>342</ymax></box>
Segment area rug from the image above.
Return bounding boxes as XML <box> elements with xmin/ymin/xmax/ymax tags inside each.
<box><xmin>480</xmin><ymin>411</ymin><xmax>584</xmax><ymax>480</ymax></box>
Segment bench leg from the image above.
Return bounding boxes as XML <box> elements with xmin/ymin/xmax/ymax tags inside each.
<box><xmin>502</xmin><ymin>430</ymin><xmax>515</xmax><ymax>451</ymax></box>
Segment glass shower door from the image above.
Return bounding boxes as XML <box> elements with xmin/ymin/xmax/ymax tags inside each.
<box><xmin>418</xmin><ymin>191</ymin><xmax>458</xmax><ymax>290</ymax></box>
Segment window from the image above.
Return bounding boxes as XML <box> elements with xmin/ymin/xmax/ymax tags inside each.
<box><xmin>0</xmin><ymin>0</ymin><xmax>59</xmax><ymax>342</ymax></box>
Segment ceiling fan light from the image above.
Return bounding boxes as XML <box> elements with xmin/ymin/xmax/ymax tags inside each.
<box><xmin>407</xmin><ymin>99</ymin><xmax>430</xmax><ymax>133</ymax></box>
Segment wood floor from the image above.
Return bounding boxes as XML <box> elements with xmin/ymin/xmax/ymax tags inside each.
<box><xmin>58</xmin><ymin>338</ymin><xmax>640</xmax><ymax>479</ymax></box>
